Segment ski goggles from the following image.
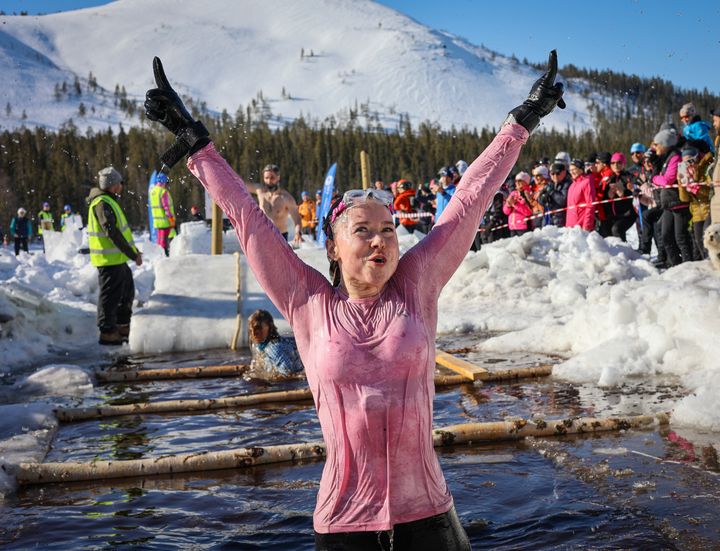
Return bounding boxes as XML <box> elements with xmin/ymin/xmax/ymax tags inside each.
<box><xmin>328</xmin><ymin>189</ymin><xmax>395</xmax><ymax>225</ymax></box>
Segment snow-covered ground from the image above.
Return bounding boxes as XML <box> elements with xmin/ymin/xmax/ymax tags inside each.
<box><xmin>0</xmin><ymin>0</ymin><xmax>595</xmax><ymax>132</ymax></box>
<box><xmin>1</xmin><ymin>220</ymin><xmax>719</xmax><ymax>497</ymax></box>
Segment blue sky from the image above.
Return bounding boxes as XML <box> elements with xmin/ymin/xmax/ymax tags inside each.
<box><xmin>3</xmin><ymin>0</ymin><xmax>720</xmax><ymax>92</ymax></box>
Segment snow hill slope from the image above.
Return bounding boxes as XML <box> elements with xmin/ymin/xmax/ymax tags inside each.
<box><xmin>0</xmin><ymin>0</ymin><xmax>595</xmax><ymax>132</ymax></box>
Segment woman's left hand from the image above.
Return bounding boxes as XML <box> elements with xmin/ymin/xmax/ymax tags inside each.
<box><xmin>505</xmin><ymin>50</ymin><xmax>566</xmax><ymax>132</ymax></box>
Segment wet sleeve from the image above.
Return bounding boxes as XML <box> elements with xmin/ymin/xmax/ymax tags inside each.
<box><xmin>398</xmin><ymin>123</ymin><xmax>528</xmax><ymax>297</ymax></box>
<box><xmin>187</xmin><ymin>144</ymin><xmax>328</xmax><ymax>323</ymax></box>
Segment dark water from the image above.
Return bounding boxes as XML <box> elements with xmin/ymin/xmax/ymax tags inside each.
<box><xmin>1</xmin><ymin>338</ymin><xmax>719</xmax><ymax>550</ymax></box>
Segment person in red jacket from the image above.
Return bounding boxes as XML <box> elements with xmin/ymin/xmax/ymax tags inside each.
<box><xmin>393</xmin><ymin>179</ymin><xmax>418</xmax><ymax>233</ymax></box>
<box><xmin>566</xmin><ymin>159</ymin><xmax>597</xmax><ymax>231</ymax></box>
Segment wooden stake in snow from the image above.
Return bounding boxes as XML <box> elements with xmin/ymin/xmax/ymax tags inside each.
<box><xmin>230</xmin><ymin>252</ymin><xmax>244</xmax><ymax>351</ymax></box>
<box><xmin>12</xmin><ymin>413</ymin><xmax>670</xmax><ymax>485</ymax></box>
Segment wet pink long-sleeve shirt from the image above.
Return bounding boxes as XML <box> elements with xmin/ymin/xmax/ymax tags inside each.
<box><xmin>187</xmin><ymin>123</ymin><xmax>528</xmax><ymax>533</ymax></box>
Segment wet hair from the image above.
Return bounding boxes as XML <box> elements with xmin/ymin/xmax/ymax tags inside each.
<box><xmin>322</xmin><ymin>195</ymin><xmax>345</xmax><ymax>287</ymax></box>
<box><xmin>248</xmin><ymin>309</ymin><xmax>280</xmax><ymax>342</ymax></box>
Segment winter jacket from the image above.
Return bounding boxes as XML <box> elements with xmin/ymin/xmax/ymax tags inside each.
<box><xmin>678</xmin><ymin>159</ymin><xmax>711</xmax><ymax>222</ymax></box>
<box><xmin>652</xmin><ymin>150</ymin><xmax>687</xmax><ymax>210</ymax></box>
<box><xmin>712</xmin><ymin>134</ymin><xmax>720</xmax><ymax>224</ymax></box>
<box><xmin>298</xmin><ymin>198</ymin><xmax>317</xmax><ymax>229</ymax></box>
<box><xmin>394</xmin><ymin>189</ymin><xmax>417</xmax><ymax>227</ymax></box>
<box><xmin>604</xmin><ymin>171</ymin><xmax>635</xmax><ymax>218</ymax></box>
<box><xmin>683</xmin><ymin>117</ymin><xmax>715</xmax><ymax>154</ymax></box>
<box><xmin>502</xmin><ymin>190</ymin><xmax>533</xmax><ymax>230</ymax></box>
<box><xmin>434</xmin><ymin>184</ymin><xmax>455</xmax><ymax>222</ymax></box>
<box><xmin>10</xmin><ymin>216</ymin><xmax>32</xmax><ymax>238</ymax></box>
<box><xmin>537</xmin><ymin>177</ymin><xmax>571</xmax><ymax>226</ymax></box>
<box><xmin>566</xmin><ymin>175</ymin><xmax>597</xmax><ymax>231</ymax></box>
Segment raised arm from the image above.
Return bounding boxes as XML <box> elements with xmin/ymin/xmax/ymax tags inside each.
<box><xmin>399</xmin><ymin>50</ymin><xmax>565</xmax><ymax>295</ymax></box>
<box><xmin>145</xmin><ymin>57</ymin><xmax>326</xmax><ymax>320</ymax></box>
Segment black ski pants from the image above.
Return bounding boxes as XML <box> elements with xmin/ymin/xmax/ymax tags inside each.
<box><xmin>692</xmin><ymin>217</ymin><xmax>710</xmax><ymax>260</ymax></box>
<box><xmin>609</xmin><ymin>212</ymin><xmax>637</xmax><ymax>242</ymax></box>
<box><xmin>314</xmin><ymin>507</ymin><xmax>471</xmax><ymax>551</ymax></box>
<box><xmin>97</xmin><ymin>263</ymin><xmax>135</xmax><ymax>333</ymax></box>
<box><xmin>640</xmin><ymin>206</ymin><xmax>664</xmax><ymax>260</ymax></box>
<box><xmin>14</xmin><ymin>237</ymin><xmax>28</xmax><ymax>255</ymax></box>
<box><xmin>661</xmin><ymin>208</ymin><xmax>693</xmax><ymax>267</ymax></box>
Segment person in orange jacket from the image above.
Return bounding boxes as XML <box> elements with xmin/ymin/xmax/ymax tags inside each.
<box><xmin>393</xmin><ymin>179</ymin><xmax>418</xmax><ymax>233</ymax></box>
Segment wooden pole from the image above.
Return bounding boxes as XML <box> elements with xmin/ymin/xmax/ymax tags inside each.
<box><xmin>478</xmin><ymin>365</ymin><xmax>552</xmax><ymax>382</ymax></box>
<box><xmin>360</xmin><ymin>150</ymin><xmax>370</xmax><ymax>190</ymax></box>
<box><xmin>55</xmin><ymin>388</ymin><xmax>315</xmax><ymax>422</ymax></box>
<box><xmin>230</xmin><ymin>252</ymin><xmax>243</xmax><ymax>351</ymax></box>
<box><xmin>13</xmin><ymin>441</ymin><xmax>327</xmax><ymax>485</ymax></box>
<box><xmin>59</xmin><ymin>374</ymin><xmax>470</xmax><ymax>421</ymax></box>
<box><xmin>431</xmin><ymin>413</ymin><xmax>670</xmax><ymax>447</ymax></box>
<box><xmin>95</xmin><ymin>364</ymin><xmax>250</xmax><ymax>383</ymax></box>
<box><xmin>14</xmin><ymin>413</ymin><xmax>669</xmax><ymax>485</ymax></box>
<box><xmin>211</xmin><ymin>201</ymin><xmax>223</xmax><ymax>255</ymax></box>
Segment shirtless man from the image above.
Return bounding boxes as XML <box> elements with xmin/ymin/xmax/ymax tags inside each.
<box><xmin>244</xmin><ymin>164</ymin><xmax>302</xmax><ymax>243</ymax></box>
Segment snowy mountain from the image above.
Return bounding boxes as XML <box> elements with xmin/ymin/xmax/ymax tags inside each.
<box><xmin>0</xmin><ymin>0</ymin><xmax>596</xmax><ymax>132</ymax></box>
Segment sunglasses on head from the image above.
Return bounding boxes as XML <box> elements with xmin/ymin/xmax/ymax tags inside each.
<box><xmin>327</xmin><ymin>188</ymin><xmax>395</xmax><ymax>226</ymax></box>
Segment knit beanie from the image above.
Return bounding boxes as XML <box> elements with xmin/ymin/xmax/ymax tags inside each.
<box><xmin>98</xmin><ymin>167</ymin><xmax>123</xmax><ymax>191</ymax></box>
<box><xmin>679</xmin><ymin>102</ymin><xmax>696</xmax><ymax>118</ymax></box>
<box><xmin>515</xmin><ymin>171</ymin><xmax>531</xmax><ymax>184</ymax></box>
<box><xmin>653</xmin><ymin>129</ymin><xmax>678</xmax><ymax>148</ymax></box>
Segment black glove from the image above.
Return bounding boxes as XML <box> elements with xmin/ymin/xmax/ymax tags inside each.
<box><xmin>505</xmin><ymin>50</ymin><xmax>566</xmax><ymax>133</ymax></box>
<box><xmin>144</xmin><ymin>57</ymin><xmax>210</xmax><ymax>169</ymax></box>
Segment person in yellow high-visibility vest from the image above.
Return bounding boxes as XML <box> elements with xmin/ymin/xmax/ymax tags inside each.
<box><xmin>87</xmin><ymin>166</ymin><xmax>143</xmax><ymax>345</ymax></box>
<box><xmin>150</xmin><ymin>172</ymin><xmax>176</xmax><ymax>256</ymax></box>
<box><xmin>37</xmin><ymin>201</ymin><xmax>54</xmax><ymax>236</ymax></box>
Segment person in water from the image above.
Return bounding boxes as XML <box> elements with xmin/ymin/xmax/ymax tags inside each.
<box><xmin>247</xmin><ymin>309</ymin><xmax>304</xmax><ymax>377</ymax></box>
<box><xmin>145</xmin><ymin>50</ymin><xmax>565</xmax><ymax>551</ymax></box>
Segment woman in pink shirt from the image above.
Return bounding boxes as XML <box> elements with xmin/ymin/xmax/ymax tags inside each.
<box><xmin>145</xmin><ymin>52</ymin><xmax>565</xmax><ymax>551</ymax></box>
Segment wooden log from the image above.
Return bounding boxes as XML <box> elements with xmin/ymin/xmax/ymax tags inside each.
<box><xmin>95</xmin><ymin>364</ymin><xmax>250</xmax><ymax>382</ymax></box>
<box><xmin>56</xmin><ymin>388</ymin><xmax>315</xmax><ymax>422</ymax></box>
<box><xmin>12</xmin><ymin>441</ymin><xmax>327</xmax><ymax>485</ymax></box>
<box><xmin>60</xmin><ymin>374</ymin><xmax>471</xmax><ymax>422</ymax></box>
<box><xmin>13</xmin><ymin>413</ymin><xmax>670</xmax><ymax>485</ymax></box>
<box><xmin>431</xmin><ymin>413</ymin><xmax>670</xmax><ymax>447</ymax></box>
<box><xmin>477</xmin><ymin>365</ymin><xmax>553</xmax><ymax>382</ymax></box>
<box><xmin>434</xmin><ymin>350</ymin><xmax>488</xmax><ymax>380</ymax></box>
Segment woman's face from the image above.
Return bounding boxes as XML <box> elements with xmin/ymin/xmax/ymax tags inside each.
<box><xmin>569</xmin><ymin>165</ymin><xmax>582</xmax><ymax>180</ymax></box>
<box><xmin>250</xmin><ymin>321</ymin><xmax>270</xmax><ymax>344</ymax></box>
<box><xmin>326</xmin><ymin>201</ymin><xmax>399</xmax><ymax>298</ymax></box>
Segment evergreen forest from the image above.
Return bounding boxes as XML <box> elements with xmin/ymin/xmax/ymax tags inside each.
<box><xmin>1</xmin><ymin>65</ymin><xmax>719</xmax><ymax>231</ymax></box>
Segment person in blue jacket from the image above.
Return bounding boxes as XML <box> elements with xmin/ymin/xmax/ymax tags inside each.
<box><xmin>679</xmin><ymin>102</ymin><xmax>715</xmax><ymax>154</ymax></box>
<box><xmin>248</xmin><ymin>309</ymin><xmax>304</xmax><ymax>377</ymax></box>
<box><xmin>10</xmin><ymin>208</ymin><xmax>32</xmax><ymax>255</ymax></box>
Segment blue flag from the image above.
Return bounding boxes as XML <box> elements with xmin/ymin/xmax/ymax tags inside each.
<box><xmin>148</xmin><ymin>171</ymin><xmax>158</xmax><ymax>243</ymax></box>
<box><xmin>316</xmin><ymin>163</ymin><xmax>337</xmax><ymax>247</ymax></box>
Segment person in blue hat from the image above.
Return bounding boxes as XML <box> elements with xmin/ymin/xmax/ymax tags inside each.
<box><xmin>628</xmin><ymin>143</ymin><xmax>646</xmax><ymax>180</ymax></box>
<box><xmin>150</xmin><ymin>171</ymin><xmax>176</xmax><ymax>256</ymax></box>
<box><xmin>60</xmin><ymin>204</ymin><xmax>74</xmax><ymax>231</ymax></box>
